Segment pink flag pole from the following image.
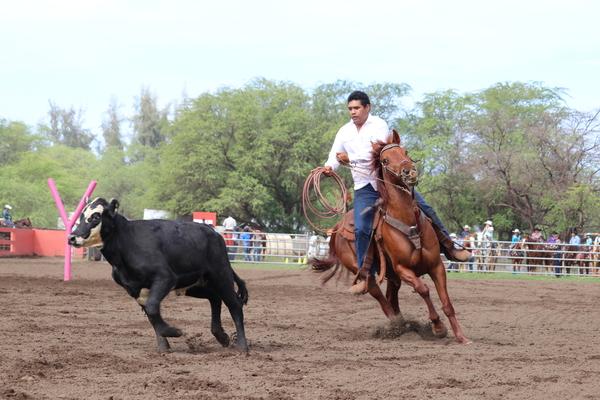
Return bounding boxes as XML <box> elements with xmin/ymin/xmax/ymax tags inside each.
<box><xmin>48</xmin><ymin>179</ymin><xmax>97</xmax><ymax>281</ymax></box>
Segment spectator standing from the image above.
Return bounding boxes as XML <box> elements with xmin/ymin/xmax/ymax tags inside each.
<box><xmin>546</xmin><ymin>231</ymin><xmax>562</xmax><ymax>277</ymax></box>
<box><xmin>222</xmin><ymin>215</ymin><xmax>237</xmax><ymax>260</ymax></box>
<box><xmin>240</xmin><ymin>226</ymin><xmax>253</xmax><ymax>262</ymax></box>
<box><xmin>481</xmin><ymin>220</ymin><xmax>494</xmax><ymax>271</ymax></box>
<box><xmin>252</xmin><ymin>227</ymin><xmax>266</xmax><ymax>261</ymax></box>
<box><xmin>569</xmin><ymin>231</ymin><xmax>581</xmax><ymax>246</ymax></box>
<box><xmin>459</xmin><ymin>225</ymin><xmax>471</xmax><ymax>240</ymax></box>
<box><xmin>223</xmin><ymin>215</ymin><xmax>237</xmax><ymax>231</ymax></box>
<box><xmin>223</xmin><ymin>230</ymin><xmax>236</xmax><ymax>261</ymax></box>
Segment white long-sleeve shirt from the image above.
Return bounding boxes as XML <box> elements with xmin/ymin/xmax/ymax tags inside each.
<box><xmin>324</xmin><ymin>114</ymin><xmax>390</xmax><ymax>190</ymax></box>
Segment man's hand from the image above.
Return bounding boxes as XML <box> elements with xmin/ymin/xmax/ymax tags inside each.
<box><xmin>322</xmin><ymin>166</ymin><xmax>334</xmax><ymax>176</ymax></box>
<box><xmin>336</xmin><ymin>152</ymin><xmax>350</xmax><ymax>165</ymax></box>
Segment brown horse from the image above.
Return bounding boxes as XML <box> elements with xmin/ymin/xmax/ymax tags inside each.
<box><xmin>311</xmin><ymin>130</ymin><xmax>469</xmax><ymax>344</ymax></box>
<box><xmin>14</xmin><ymin>218</ymin><xmax>32</xmax><ymax>229</ymax></box>
<box><xmin>522</xmin><ymin>236</ymin><xmax>548</xmax><ymax>274</ymax></box>
<box><xmin>0</xmin><ymin>217</ymin><xmax>32</xmax><ymax>229</ymax></box>
<box><xmin>568</xmin><ymin>244</ymin><xmax>591</xmax><ymax>275</ymax></box>
<box><xmin>563</xmin><ymin>244</ymin><xmax>588</xmax><ymax>275</ymax></box>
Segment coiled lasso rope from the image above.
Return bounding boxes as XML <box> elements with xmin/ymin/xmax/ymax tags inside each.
<box><xmin>301</xmin><ymin>167</ymin><xmax>349</xmax><ymax>234</ymax></box>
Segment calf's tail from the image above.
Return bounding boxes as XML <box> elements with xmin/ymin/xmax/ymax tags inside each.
<box><xmin>233</xmin><ymin>271</ymin><xmax>249</xmax><ymax>305</ymax></box>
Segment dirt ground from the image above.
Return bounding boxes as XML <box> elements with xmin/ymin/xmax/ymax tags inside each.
<box><xmin>1</xmin><ymin>257</ymin><xmax>599</xmax><ymax>400</ymax></box>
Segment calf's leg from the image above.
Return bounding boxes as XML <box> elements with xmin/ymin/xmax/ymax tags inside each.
<box><xmin>142</xmin><ymin>279</ymin><xmax>182</xmax><ymax>347</ymax></box>
<box><xmin>214</xmin><ymin>280</ymin><xmax>248</xmax><ymax>353</ymax></box>
<box><xmin>185</xmin><ymin>286</ymin><xmax>230</xmax><ymax>347</ymax></box>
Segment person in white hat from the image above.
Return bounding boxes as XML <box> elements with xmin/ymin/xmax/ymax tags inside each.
<box><xmin>459</xmin><ymin>225</ymin><xmax>471</xmax><ymax>240</ymax></box>
<box><xmin>3</xmin><ymin>204</ymin><xmax>14</xmax><ymax>227</ymax></box>
<box><xmin>510</xmin><ymin>229</ymin><xmax>521</xmax><ymax>249</ymax></box>
<box><xmin>482</xmin><ymin>220</ymin><xmax>494</xmax><ymax>241</ymax></box>
<box><xmin>480</xmin><ymin>220</ymin><xmax>494</xmax><ymax>270</ymax></box>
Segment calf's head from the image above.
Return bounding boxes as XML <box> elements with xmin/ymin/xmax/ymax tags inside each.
<box><xmin>68</xmin><ymin>198</ymin><xmax>119</xmax><ymax>248</ymax></box>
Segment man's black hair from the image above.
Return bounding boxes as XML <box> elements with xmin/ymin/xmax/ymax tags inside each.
<box><xmin>347</xmin><ymin>90</ymin><xmax>371</xmax><ymax>106</ymax></box>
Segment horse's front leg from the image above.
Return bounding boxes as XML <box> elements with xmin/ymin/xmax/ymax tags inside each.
<box><xmin>428</xmin><ymin>263</ymin><xmax>470</xmax><ymax>344</ymax></box>
<box><xmin>393</xmin><ymin>263</ymin><xmax>447</xmax><ymax>339</ymax></box>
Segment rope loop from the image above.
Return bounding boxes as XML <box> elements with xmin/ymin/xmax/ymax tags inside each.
<box><xmin>302</xmin><ymin>167</ymin><xmax>348</xmax><ymax>234</ymax></box>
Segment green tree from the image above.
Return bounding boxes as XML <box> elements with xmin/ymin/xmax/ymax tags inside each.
<box><xmin>131</xmin><ymin>87</ymin><xmax>169</xmax><ymax>149</ymax></box>
<box><xmin>0</xmin><ymin>119</ymin><xmax>40</xmax><ymax>165</ymax></box>
<box><xmin>398</xmin><ymin>90</ymin><xmax>487</xmax><ymax>233</ymax></box>
<box><xmin>101</xmin><ymin>98</ymin><xmax>124</xmax><ymax>151</ymax></box>
<box><xmin>41</xmin><ymin>102</ymin><xmax>94</xmax><ymax>150</ymax></box>
<box><xmin>544</xmin><ymin>184</ymin><xmax>600</xmax><ymax>234</ymax></box>
<box><xmin>157</xmin><ymin>79</ymin><xmax>411</xmax><ymax>231</ymax></box>
<box><xmin>0</xmin><ymin>145</ymin><xmax>98</xmax><ymax>227</ymax></box>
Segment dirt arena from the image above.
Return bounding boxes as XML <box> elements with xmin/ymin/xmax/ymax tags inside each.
<box><xmin>1</xmin><ymin>258</ymin><xmax>599</xmax><ymax>400</ymax></box>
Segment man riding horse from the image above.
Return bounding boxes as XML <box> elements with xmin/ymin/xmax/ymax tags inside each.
<box><xmin>2</xmin><ymin>204</ymin><xmax>14</xmax><ymax>228</ymax></box>
<box><xmin>322</xmin><ymin>91</ymin><xmax>470</xmax><ymax>294</ymax></box>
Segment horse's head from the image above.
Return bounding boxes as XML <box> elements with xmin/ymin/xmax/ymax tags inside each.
<box><xmin>371</xmin><ymin>129</ymin><xmax>418</xmax><ymax>190</ymax></box>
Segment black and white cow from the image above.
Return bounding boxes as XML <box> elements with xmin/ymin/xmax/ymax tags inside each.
<box><xmin>68</xmin><ymin>197</ymin><xmax>248</xmax><ymax>353</ymax></box>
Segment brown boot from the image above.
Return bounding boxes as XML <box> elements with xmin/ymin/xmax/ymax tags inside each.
<box><xmin>432</xmin><ymin>225</ymin><xmax>471</xmax><ymax>262</ymax></box>
<box><xmin>349</xmin><ymin>279</ymin><xmax>368</xmax><ymax>295</ymax></box>
<box><xmin>349</xmin><ymin>271</ymin><xmax>374</xmax><ymax>295</ymax></box>
<box><xmin>350</xmin><ymin>243</ymin><xmax>376</xmax><ymax>295</ymax></box>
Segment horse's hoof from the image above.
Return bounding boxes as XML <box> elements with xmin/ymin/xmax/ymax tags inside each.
<box><xmin>432</xmin><ymin>322</ymin><xmax>448</xmax><ymax>339</ymax></box>
<box><xmin>161</xmin><ymin>326</ymin><xmax>183</xmax><ymax>337</ymax></box>
<box><xmin>456</xmin><ymin>337</ymin><xmax>472</xmax><ymax>345</ymax></box>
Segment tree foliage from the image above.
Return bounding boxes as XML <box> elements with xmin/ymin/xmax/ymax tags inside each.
<box><xmin>1</xmin><ymin>79</ymin><xmax>598</xmax><ymax>238</ymax></box>
<box><xmin>41</xmin><ymin>102</ymin><xmax>94</xmax><ymax>150</ymax></box>
<box><xmin>101</xmin><ymin>98</ymin><xmax>124</xmax><ymax>151</ymax></box>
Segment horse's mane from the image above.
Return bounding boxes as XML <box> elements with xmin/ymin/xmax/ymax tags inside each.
<box><xmin>370</xmin><ymin>137</ymin><xmax>393</xmax><ymax>208</ymax></box>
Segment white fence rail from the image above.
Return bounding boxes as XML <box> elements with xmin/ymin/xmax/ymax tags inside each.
<box><xmin>224</xmin><ymin>233</ymin><xmax>600</xmax><ymax>278</ymax></box>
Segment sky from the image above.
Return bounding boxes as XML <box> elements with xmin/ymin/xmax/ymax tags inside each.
<box><xmin>1</xmin><ymin>0</ymin><xmax>598</xmax><ymax>140</ymax></box>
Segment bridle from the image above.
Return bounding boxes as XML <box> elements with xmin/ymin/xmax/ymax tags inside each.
<box><xmin>379</xmin><ymin>143</ymin><xmax>417</xmax><ymax>192</ymax></box>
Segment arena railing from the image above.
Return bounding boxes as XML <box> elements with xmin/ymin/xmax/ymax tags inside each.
<box><xmin>223</xmin><ymin>232</ymin><xmax>600</xmax><ymax>278</ymax></box>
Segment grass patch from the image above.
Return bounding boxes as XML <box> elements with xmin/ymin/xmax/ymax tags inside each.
<box><xmin>433</xmin><ymin>271</ymin><xmax>600</xmax><ymax>283</ymax></box>
<box><xmin>232</xmin><ymin>261</ymin><xmax>308</xmax><ymax>271</ymax></box>
<box><xmin>232</xmin><ymin>261</ymin><xmax>600</xmax><ymax>283</ymax></box>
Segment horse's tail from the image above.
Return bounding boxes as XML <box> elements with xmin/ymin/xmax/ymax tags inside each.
<box><xmin>309</xmin><ymin>231</ymin><xmax>342</xmax><ymax>284</ymax></box>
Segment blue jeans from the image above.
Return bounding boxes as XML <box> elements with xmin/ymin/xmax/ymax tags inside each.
<box><xmin>354</xmin><ymin>184</ymin><xmax>380</xmax><ymax>272</ymax></box>
<box><xmin>414</xmin><ymin>191</ymin><xmax>450</xmax><ymax>237</ymax></box>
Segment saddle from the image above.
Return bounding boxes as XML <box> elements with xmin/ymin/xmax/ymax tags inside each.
<box><xmin>338</xmin><ymin>205</ymin><xmax>429</xmax><ymax>285</ymax></box>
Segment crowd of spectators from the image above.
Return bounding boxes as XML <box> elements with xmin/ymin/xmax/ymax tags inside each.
<box><xmin>220</xmin><ymin>216</ymin><xmax>266</xmax><ymax>262</ymax></box>
<box><xmin>448</xmin><ymin>220</ymin><xmax>600</xmax><ymax>276</ymax></box>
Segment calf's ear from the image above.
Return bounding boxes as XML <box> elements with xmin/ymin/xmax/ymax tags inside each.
<box><xmin>108</xmin><ymin>199</ymin><xmax>120</xmax><ymax>217</ymax></box>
